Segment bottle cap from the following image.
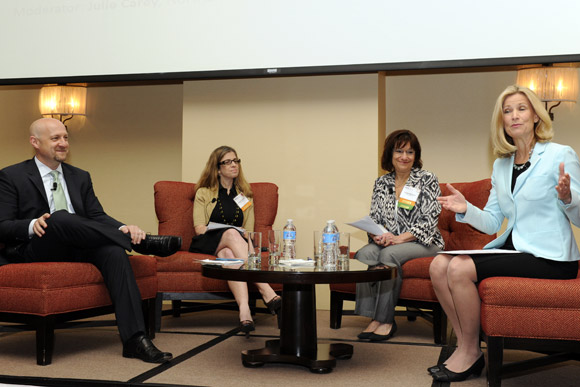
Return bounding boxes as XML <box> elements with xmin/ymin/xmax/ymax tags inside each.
<box><xmin>287</xmin><ymin>219</ymin><xmax>293</xmax><ymax>222</ymax></box>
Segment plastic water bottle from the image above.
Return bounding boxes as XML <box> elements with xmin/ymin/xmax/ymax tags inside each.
<box><xmin>282</xmin><ymin>219</ymin><xmax>296</xmax><ymax>260</ymax></box>
<box><xmin>322</xmin><ymin>220</ymin><xmax>339</xmax><ymax>270</ymax></box>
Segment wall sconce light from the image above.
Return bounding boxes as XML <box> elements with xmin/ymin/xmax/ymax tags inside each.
<box><xmin>516</xmin><ymin>65</ymin><xmax>578</xmax><ymax>120</ymax></box>
<box><xmin>39</xmin><ymin>85</ymin><xmax>87</xmax><ymax>127</ymax></box>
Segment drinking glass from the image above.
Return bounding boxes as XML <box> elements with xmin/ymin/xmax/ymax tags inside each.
<box><xmin>337</xmin><ymin>232</ymin><xmax>350</xmax><ymax>271</ymax></box>
<box><xmin>267</xmin><ymin>230</ymin><xmax>282</xmax><ymax>266</ymax></box>
<box><xmin>313</xmin><ymin>230</ymin><xmax>323</xmax><ymax>267</ymax></box>
<box><xmin>247</xmin><ymin>231</ymin><xmax>262</xmax><ymax>269</ymax></box>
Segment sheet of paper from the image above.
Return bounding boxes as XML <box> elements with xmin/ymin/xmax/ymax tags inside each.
<box><xmin>278</xmin><ymin>259</ymin><xmax>315</xmax><ymax>267</ymax></box>
<box><xmin>206</xmin><ymin>222</ymin><xmax>245</xmax><ymax>234</ymax></box>
<box><xmin>346</xmin><ymin>216</ymin><xmax>388</xmax><ymax>235</ymax></box>
<box><xmin>198</xmin><ymin>259</ymin><xmax>245</xmax><ymax>266</ymax></box>
<box><xmin>438</xmin><ymin>249</ymin><xmax>521</xmax><ymax>255</ymax></box>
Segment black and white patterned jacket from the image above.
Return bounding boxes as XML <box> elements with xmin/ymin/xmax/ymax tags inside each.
<box><xmin>368</xmin><ymin>168</ymin><xmax>444</xmax><ymax>249</ymax></box>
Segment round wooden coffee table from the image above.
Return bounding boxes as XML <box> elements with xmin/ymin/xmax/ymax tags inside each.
<box><xmin>202</xmin><ymin>263</ymin><xmax>396</xmax><ymax>373</ymax></box>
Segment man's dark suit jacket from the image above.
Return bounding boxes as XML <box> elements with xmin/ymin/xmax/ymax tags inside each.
<box><xmin>0</xmin><ymin>158</ymin><xmax>123</xmax><ymax>262</ymax></box>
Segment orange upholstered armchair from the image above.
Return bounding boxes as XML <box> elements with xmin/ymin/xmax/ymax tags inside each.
<box><xmin>153</xmin><ymin>181</ymin><xmax>280</xmax><ymax>330</ymax></box>
<box><xmin>0</xmin><ymin>256</ymin><xmax>157</xmax><ymax>365</ymax></box>
<box><xmin>480</xmin><ymin>269</ymin><xmax>580</xmax><ymax>386</ymax></box>
<box><xmin>329</xmin><ymin>179</ymin><xmax>495</xmax><ymax>344</ymax></box>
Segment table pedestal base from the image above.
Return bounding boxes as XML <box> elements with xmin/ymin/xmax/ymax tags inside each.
<box><xmin>201</xmin><ymin>265</ymin><xmax>395</xmax><ymax>373</ymax></box>
<box><xmin>242</xmin><ymin>339</ymin><xmax>352</xmax><ymax>373</ymax></box>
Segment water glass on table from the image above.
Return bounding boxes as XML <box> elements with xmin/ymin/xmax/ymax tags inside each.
<box><xmin>268</xmin><ymin>230</ymin><xmax>282</xmax><ymax>265</ymax></box>
<box><xmin>313</xmin><ymin>230</ymin><xmax>323</xmax><ymax>267</ymax></box>
<box><xmin>247</xmin><ymin>231</ymin><xmax>262</xmax><ymax>269</ymax></box>
<box><xmin>338</xmin><ymin>232</ymin><xmax>350</xmax><ymax>271</ymax></box>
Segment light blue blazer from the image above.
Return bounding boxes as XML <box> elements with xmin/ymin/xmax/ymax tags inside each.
<box><xmin>458</xmin><ymin>142</ymin><xmax>580</xmax><ymax>262</ymax></box>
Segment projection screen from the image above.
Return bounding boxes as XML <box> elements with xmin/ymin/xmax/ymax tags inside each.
<box><xmin>1</xmin><ymin>0</ymin><xmax>580</xmax><ymax>84</ymax></box>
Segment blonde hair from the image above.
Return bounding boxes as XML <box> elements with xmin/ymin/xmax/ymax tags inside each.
<box><xmin>196</xmin><ymin>145</ymin><xmax>253</xmax><ymax>197</ymax></box>
<box><xmin>490</xmin><ymin>85</ymin><xmax>553</xmax><ymax>158</ymax></box>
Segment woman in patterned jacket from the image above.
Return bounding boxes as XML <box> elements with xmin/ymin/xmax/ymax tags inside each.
<box><xmin>355</xmin><ymin>129</ymin><xmax>444</xmax><ymax>341</ymax></box>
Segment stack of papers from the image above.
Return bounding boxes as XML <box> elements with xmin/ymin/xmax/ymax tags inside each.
<box><xmin>199</xmin><ymin>259</ymin><xmax>245</xmax><ymax>266</ymax></box>
<box><xmin>278</xmin><ymin>259</ymin><xmax>315</xmax><ymax>267</ymax></box>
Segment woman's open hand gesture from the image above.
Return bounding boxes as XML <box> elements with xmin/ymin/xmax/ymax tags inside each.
<box><xmin>437</xmin><ymin>183</ymin><xmax>467</xmax><ymax>214</ymax></box>
<box><xmin>556</xmin><ymin>162</ymin><xmax>572</xmax><ymax>205</ymax></box>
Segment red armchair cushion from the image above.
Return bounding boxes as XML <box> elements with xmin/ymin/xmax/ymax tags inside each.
<box><xmin>0</xmin><ymin>255</ymin><xmax>157</xmax><ymax>316</ymax></box>
<box><xmin>479</xmin><ymin>271</ymin><xmax>580</xmax><ymax>341</ymax></box>
<box><xmin>154</xmin><ymin>181</ymin><xmax>197</xmax><ymax>252</ymax></box>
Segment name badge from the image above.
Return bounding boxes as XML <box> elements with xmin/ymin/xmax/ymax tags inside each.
<box><xmin>397</xmin><ymin>185</ymin><xmax>420</xmax><ymax>210</ymax></box>
<box><xmin>234</xmin><ymin>193</ymin><xmax>252</xmax><ymax>211</ymax></box>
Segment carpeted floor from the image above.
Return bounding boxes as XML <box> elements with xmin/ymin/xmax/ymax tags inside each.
<box><xmin>0</xmin><ymin>305</ymin><xmax>579</xmax><ymax>387</ymax></box>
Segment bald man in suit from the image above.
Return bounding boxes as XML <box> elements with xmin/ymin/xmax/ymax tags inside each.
<box><xmin>0</xmin><ymin>118</ymin><xmax>178</xmax><ymax>363</ymax></box>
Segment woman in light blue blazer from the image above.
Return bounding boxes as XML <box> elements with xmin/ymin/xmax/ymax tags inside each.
<box><xmin>428</xmin><ymin>85</ymin><xmax>580</xmax><ymax>383</ymax></box>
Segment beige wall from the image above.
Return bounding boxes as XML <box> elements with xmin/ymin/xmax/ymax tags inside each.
<box><xmin>385</xmin><ymin>71</ymin><xmax>513</xmax><ymax>182</ymax></box>
<box><xmin>2</xmin><ymin>69</ymin><xmax>580</xmax><ymax>310</ymax></box>
<box><xmin>0</xmin><ymin>86</ymin><xmax>41</xmax><ymax>164</ymax></box>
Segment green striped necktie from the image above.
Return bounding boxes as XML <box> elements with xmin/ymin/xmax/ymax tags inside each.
<box><xmin>50</xmin><ymin>170</ymin><xmax>68</xmax><ymax>212</ymax></box>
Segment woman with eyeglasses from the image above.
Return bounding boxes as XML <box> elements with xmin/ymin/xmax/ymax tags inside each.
<box><xmin>355</xmin><ymin>129</ymin><xmax>444</xmax><ymax>341</ymax></box>
<box><xmin>189</xmin><ymin>145</ymin><xmax>281</xmax><ymax>334</ymax></box>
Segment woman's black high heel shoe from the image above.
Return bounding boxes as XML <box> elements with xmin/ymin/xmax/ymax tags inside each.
<box><xmin>239</xmin><ymin>320</ymin><xmax>255</xmax><ymax>338</ymax></box>
<box><xmin>265</xmin><ymin>295</ymin><xmax>282</xmax><ymax>328</ymax></box>
<box><xmin>357</xmin><ymin>331</ymin><xmax>373</xmax><ymax>340</ymax></box>
<box><xmin>368</xmin><ymin>321</ymin><xmax>397</xmax><ymax>341</ymax></box>
<box><xmin>427</xmin><ymin>364</ymin><xmax>444</xmax><ymax>374</ymax></box>
<box><xmin>431</xmin><ymin>354</ymin><xmax>485</xmax><ymax>382</ymax></box>
<box><xmin>265</xmin><ymin>295</ymin><xmax>282</xmax><ymax>314</ymax></box>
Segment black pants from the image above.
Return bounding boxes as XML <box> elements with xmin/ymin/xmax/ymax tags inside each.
<box><xmin>19</xmin><ymin>211</ymin><xmax>145</xmax><ymax>343</ymax></box>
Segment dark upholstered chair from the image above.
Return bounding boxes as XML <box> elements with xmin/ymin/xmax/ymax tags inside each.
<box><xmin>480</xmin><ymin>268</ymin><xmax>580</xmax><ymax>386</ymax></box>
<box><xmin>329</xmin><ymin>179</ymin><xmax>495</xmax><ymax>344</ymax></box>
<box><xmin>0</xmin><ymin>255</ymin><xmax>157</xmax><ymax>365</ymax></box>
<box><xmin>153</xmin><ymin>181</ymin><xmax>281</xmax><ymax>330</ymax></box>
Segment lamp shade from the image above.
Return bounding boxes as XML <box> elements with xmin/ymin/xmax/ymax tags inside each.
<box><xmin>39</xmin><ymin>85</ymin><xmax>87</xmax><ymax>116</ymax></box>
<box><xmin>516</xmin><ymin>67</ymin><xmax>578</xmax><ymax>103</ymax></box>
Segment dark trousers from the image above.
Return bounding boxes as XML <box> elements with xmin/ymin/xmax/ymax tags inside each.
<box><xmin>19</xmin><ymin>211</ymin><xmax>145</xmax><ymax>343</ymax></box>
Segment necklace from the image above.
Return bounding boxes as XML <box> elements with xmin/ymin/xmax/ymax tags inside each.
<box><xmin>513</xmin><ymin>147</ymin><xmax>534</xmax><ymax>171</ymax></box>
<box><xmin>217</xmin><ymin>196</ymin><xmax>240</xmax><ymax>225</ymax></box>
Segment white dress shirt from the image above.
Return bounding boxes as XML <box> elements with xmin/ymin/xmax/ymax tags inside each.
<box><xmin>28</xmin><ymin>157</ymin><xmax>75</xmax><ymax>237</ymax></box>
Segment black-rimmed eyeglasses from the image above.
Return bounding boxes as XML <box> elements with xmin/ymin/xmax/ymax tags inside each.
<box><xmin>219</xmin><ymin>158</ymin><xmax>241</xmax><ymax>166</ymax></box>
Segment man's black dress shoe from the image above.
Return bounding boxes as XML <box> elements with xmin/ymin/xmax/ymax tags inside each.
<box><xmin>431</xmin><ymin>355</ymin><xmax>485</xmax><ymax>382</ymax></box>
<box><xmin>132</xmin><ymin>235</ymin><xmax>181</xmax><ymax>257</ymax></box>
<box><xmin>368</xmin><ymin>322</ymin><xmax>397</xmax><ymax>342</ymax></box>
<box><xmin>122</xmin><ymin>334</ymin><xmax>173</xmax><ymax>363</ymax></box>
